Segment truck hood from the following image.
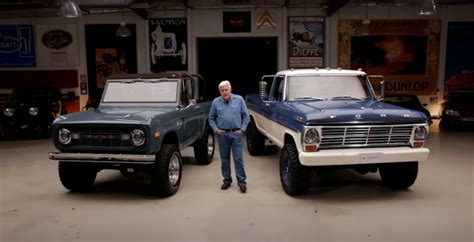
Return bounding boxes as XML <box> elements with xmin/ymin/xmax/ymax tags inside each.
<box><xmin>54</xmin><ymin>106</ymin><xmax>176</xmax><ymax>125</ymax></box>
<box><xmin>285</xmin><ymin>100</ymin><xmax>428</xmax><ymax>124</ymax></box>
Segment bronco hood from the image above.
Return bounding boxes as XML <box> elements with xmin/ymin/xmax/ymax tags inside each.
<box><xmin>285</xmin><ymin>100</ymin><xmax>428</xmax><ymax>124</ymax></box>
<box><xmin>53</xmin><ymin>106</ymin><xmax>176</xmax><ymax>125</ymax></box>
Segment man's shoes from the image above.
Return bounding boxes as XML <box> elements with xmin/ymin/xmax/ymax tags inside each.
<box><xmin>239</xmin><ymin>184</ymin><xmax>247</xmax><ymax>193</ymax></box>
<box><xmin>221</xmin><ymin>183</ymin><xmax>231</xmax><ymax>190</ymax></box>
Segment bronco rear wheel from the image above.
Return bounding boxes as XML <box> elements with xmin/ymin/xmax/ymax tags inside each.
<box><xmin>58</xmin><ymin>162</ymin><xmax>97</xmax><ymax>192</ymax></box>
<box><xmin>151</xmin><ymin>144</ymin><xmax>182</xmax><ymax>197</ymax></box>
<box><xmin>194</xmin><ymin>127</ymin><xmax>215</xmax><ymax>165</ymax></box>
<box><xmin>280</xmin><ymin>143</ymin><xmax>310</xmax><ymax>196</ymax></box>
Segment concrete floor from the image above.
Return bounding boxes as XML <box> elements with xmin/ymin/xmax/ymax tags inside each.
<box><xmin>0</xmin><ymin>120</ymin><xmax>473</xmax><ymax>242</ymax></box>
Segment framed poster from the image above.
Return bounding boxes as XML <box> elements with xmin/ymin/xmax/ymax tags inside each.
<box><xmin>444</xmin><ymin>21</ymin><xmax>474</xmax><ymax>92</ymax></box>
<box><xmin>149</xmin><ymin>18</ymin><xmax>187</xmax><ymax>72</ymax></box>
<box><xmin>95</xmin><ymin>48</ymin><xmax>129</xmax><ymax>88</ymax></box>
<box><xmin>0</xmin><ymin>25</ymin><xmax>36</xmax><ymax>67</ymax></box>
<box><xmin>338</xmin><ymin>20</ymin><xmax>440</xmax><ymax>95</ymax></box>
<box><xmin>288</xmin><ymin>17</ymin><xmax>324</xmax><ymax>68</ymax></box>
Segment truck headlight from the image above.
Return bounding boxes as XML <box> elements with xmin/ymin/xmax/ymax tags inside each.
<box><xmin>414</xmin><ymin>126</ymin><xmax>428</xmax><ymax>140</ymax></box>
<box><xmin>303</xmin><ymin>128</ymin><xmax>320</xmax><ymax>152</ymax></box>
<box><xmin>304</xmin><ymin>128</ymin><xmax>320</xmax><ymax>143</ymax></box>
<box><xmin>58</xmin><ymin>128</ymin><xmax>72</xmax><ymax>145</ymax></box>
<box><xmin>29</xmin><ymin>107</ymin><xmax>39</xmax><ymax>116</ymax></box>
<box><xmin>131</xmin><ymin>129</ymin><xmax>145</xmax><ymax>146</ymax></box>
<box><xmin>3</xmin><ymin>108</ymin><xmax>14</xmax><ymax>117</ymax></box>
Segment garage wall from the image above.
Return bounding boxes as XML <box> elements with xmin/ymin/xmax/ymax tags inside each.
<box><xmin>0</xmin><ymin>4</ymin><xmax>473</xmax><ymax>110</ymax></box>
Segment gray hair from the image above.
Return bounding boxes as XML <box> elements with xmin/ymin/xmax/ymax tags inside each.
<box><xmin>218</xmin><ymin>80</ymin><xmax>231</xmax><ymax>90</ymax></box>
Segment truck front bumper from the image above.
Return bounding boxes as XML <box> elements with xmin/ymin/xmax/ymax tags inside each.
<box><xmin>298</xmin><ymin>147</ymin><xmax>429</xmax><ymax>166</ymax></box>
<box><xmin>48</xmin><ymin>152</ymin><xmax>156</xmax><ymax>165</ymax></box>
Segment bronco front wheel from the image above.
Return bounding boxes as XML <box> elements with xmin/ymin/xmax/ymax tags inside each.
<box><xmin>58</xmin><ymin>162</ymin><xmax>97</xmax><ymax>192</ymax></box>
<box><xmin>151</xmin><ymin>144</ymin><xmax>182</xmax><ymax>197</ymax></box>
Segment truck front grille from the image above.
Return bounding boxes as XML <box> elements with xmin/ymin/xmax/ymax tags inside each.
<box><xmin>319</xmin><ymin>125</ymin><xmax>413</xmax><ymax>148</ymax></box>
<box><xmin>66</xmin><ymin>126</ymin><xmax>140</xmax><ymax>147</ymax></box>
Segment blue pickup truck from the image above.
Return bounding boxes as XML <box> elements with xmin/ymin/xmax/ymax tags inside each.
<box><xmin>246</xmin><ymin>68</ymin><xmax>430</xmax><ymax>196</ymax></box>
<box><xmin>49</xmin><ymin>73</ymin><xmax>214</xmax><ymax>197</ymax></box>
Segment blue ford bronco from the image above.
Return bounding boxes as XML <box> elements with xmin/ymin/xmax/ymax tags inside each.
<box><xmin>49</xmin><ymin>73</ymin><xmax>214</xmax><ymax>197</ymax></box>
<box><xmin>245</xmin><ymin>68</ymin><xmax>430</xmax><ymax>196</ymax></box>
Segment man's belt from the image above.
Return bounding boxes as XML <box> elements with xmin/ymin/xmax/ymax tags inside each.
<box><xmin>219</xmin><ymin>128</ymin><xmax>241</xmax><ymax>132</ymax></box>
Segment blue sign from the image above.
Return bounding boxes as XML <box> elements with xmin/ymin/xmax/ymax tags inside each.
<box><xmin>0</xmin><ymin>25</ymin><xmax>36</xmax><ymax>67</ymax></box>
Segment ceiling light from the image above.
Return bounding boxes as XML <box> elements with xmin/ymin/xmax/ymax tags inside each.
<box><xmin>116</xmin><ymin>9</ymin><xmax>131</xmax><ymax>37</ymax></box>
<box><xmin>59</xmin><ymin>0</ymin><xmax>82</xmax><ymax>18</ymax></box>
<box><xmin>418</xmin><ymin>0</ymin><xmax>438</xmax><ymax>16</ymax></box>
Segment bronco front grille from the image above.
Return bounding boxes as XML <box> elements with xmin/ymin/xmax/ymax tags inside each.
<box><xmin>66</xmin><ymin>126</ymin><xmax>141</xmax><ymax>147</ymax></box>
<box><xmin>319</xmin><ymin>125</ymin><xmax>413</xmax><ymax>148</ymax></box>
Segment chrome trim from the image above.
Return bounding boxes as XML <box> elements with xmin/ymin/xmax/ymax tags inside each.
<box><xmin>49</xmin><ymin>152</ymin><xmax>155</xmax><ymax>164</ymax></box>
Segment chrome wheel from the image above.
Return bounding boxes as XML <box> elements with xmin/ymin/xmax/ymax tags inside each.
<box><xmin>168</xmin><ymin>152</ymin><xmax>181</xmax><ymax>186</ymax></box>
<box><xmin>207</xmin><ymin>133</ymin><xmax>214</xmax><ymax>157</ymax></box>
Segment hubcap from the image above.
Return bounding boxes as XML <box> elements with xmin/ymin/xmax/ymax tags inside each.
<box><xmin>168</xmin><ymin>152</ymin><xmax>181</xmax><ymax>186</ymax></box>
<box><xmin>207</xmin><ymin>133</ymin><xmax>214</xmax><ymax>156</ymax></box>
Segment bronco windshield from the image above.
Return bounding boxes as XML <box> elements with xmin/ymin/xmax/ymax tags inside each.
<box><xmin>103</xmin><ymin>79</ymin><xmax>178</xmax><ymax>103</ymax></box>
<box><xmin>286</xmin><ymin>75</ymin><xmax>371</xmax><ymax>101</ymax></box>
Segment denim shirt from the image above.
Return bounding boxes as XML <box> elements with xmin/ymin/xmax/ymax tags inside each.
<box><xmin>208</xmin><ymin>94</ymin><xmax>250</xmax><ymax>132</ymax></box>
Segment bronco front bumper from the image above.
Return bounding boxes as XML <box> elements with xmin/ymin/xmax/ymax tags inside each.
<box><xmin>48</xmin><ymin>152</ymin><xmax>155</xmax><ymax>164</ymax></box>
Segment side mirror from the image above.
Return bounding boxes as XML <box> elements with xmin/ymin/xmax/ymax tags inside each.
<box><xmin>379</xmin><ymin>80</ymin><xmax>385</xmax><ymax>101</ymax></box>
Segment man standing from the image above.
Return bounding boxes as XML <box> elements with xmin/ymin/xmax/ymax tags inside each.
<box><xmin>208</xmin><ymin>80</ymin><xmax>250</xmax><ymax>193</ymax></box>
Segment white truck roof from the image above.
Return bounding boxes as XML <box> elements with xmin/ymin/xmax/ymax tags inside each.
<box><xmin>276</xmin><ymin>68</ymin><xmax>367</xmax><ymax>76</ymax></box>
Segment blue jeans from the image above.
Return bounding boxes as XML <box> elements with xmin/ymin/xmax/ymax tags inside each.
<box><xmin>217</xmin><ymin>132</ymin><xmax>246</xmax><ymax>185</ymax></box>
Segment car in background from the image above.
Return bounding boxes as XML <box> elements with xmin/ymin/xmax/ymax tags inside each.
<box><xmin>440</xmin><ymin>88</ymin><xmax>474</xmax><ymax>129</ymax></box>
<box><xmin>383</xmin><ymin>94</ymin><xmax>432</xmax><ymax>125</ymax></box>
<box><xmin>1</xmin><ymin>87</ymin><xmax>67</xmax><ymax>138</ymax></box>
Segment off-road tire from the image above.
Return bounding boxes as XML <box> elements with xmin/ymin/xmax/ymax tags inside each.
<box><xmin>247</xmin><ymin>119</ymin><xmax>265</xmax><ymax>156</ymax></box>
<box><xmin>151</xmin><ymin>144</ymin><xmax>182</xmax><ymax>197</ymax></box>
<box><xmin>194</xmin><ymin>127</ymin><xmax>215</xmax><ymax>165</ymax></box>
<box><xmin>379</xmin><ymin>162</ymin><xmax>418</xmax><ymax>189</ymax></box>
<box><xmin>58</xmin><ymin>162</ymin><xmax>97</xmax><ymax>192</ymax></box>
<box><xmin>279</xmin><ymin>143</ymin><xmax>311</xmax><ymax>196</ymax></box>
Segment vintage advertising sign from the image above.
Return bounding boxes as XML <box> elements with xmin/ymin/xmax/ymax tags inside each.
<box><xmin>149</xmin><ymin>18</ymin><xmax>187</xmax><ymax>72</ymax></box>
<box><xmin>42</xmin><ymin>29</ymin><xmax>72</xmax><ymax>50</ymax></box>
<box><xmin>0</xmin><ymin>25</ymin><xmax>36</xmax><ymax>67</ymax></box>
<box><xmin>288</xmin><ymin>17</ymin><xmax>324</xmax><ymax>68</ymax></box>
<box><xmin>338</xmin><ymin>20</ymin><xmax>440</xmax><ymax>95</ymax></box>
<box><xmin>444</xmin><ymin>21</ymin><xmax>474</xmax><ymax>92</ymax></box>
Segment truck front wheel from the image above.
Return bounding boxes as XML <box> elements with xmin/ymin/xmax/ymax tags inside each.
<box><xmin>151</xmin><ymin>144</ymin><xmax>182</xmax><ymax>197</ymax></box>
<box><xmin>379</xmin><ymin>162</ymin><xmax>418</xmax><ymax>189</ymax></box>
<box><xmin>247</xmin><ymin>119</ymin><xmax>265</xmax><ymax>156</ymax></box>
<box><xmin>279</xmin><ymin>143</ymin><xmax>310</xmax><ymax>196</ymax></box>
<box><xmin>58</xmin><ymin>162</ymin><xmax>97</xmax><ymax>192</ymax></box>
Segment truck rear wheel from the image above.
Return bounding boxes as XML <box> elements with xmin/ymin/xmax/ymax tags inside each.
<box><xmin>279</xmin><ymin>143</ymin><xmax>310</xmax><ymax>196</ymax></box>
<box><xmin>58</xmin><ymin>162</ymin><xmax>97</xmax><ymax>192</ymax></box>
<box><xmin>151</xmin><ymin>144</ymin><xmax>182</xmax><ymax>197</ymax></box>
<box><xmin>379</xmin><ymin>162</ymin><xmax>418</xmax><ymax>189</ymax></box>
<box><xmin>247</xmin><ymin>119</ymin><xmax>265</xmax><ymax>156</ymax></box>
<box><xmin>194</xmin><ymin>127</ymin><xmax>215</xmax><ymax>165</ymax></box>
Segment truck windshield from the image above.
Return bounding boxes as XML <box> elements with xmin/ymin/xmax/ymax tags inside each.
<box><xmin>286</xmin><ymin>75</ymin><xmax>370</xmax><ymax>101</ymax></box>
<box><xmin>102</xmin><ymin>79</ymin><xmax>178</xmax><ymax>103</ymax></box>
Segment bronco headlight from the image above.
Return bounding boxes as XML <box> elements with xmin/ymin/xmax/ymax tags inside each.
<box><xmin>3</xmin><ymin>108</ymin><xmax>14</xmax><ymax>117</ymax></box>
<box><xmin>58</xmin><ymin>128</ymin><xmax>72</xmax><ymax>145</ymax></box>
<box><xmin>29</xmin><ymin>107</ymin><xmax>39</xmax><ymax>116</ymax></box>
<box><xmin>414</xmin><ymin>126</ymin><xmax>428</xmax><ymax>141</ymax></box>
<box><xmin>131</xmin><ymin>129</ymin><xmax>145</xmax><ymax>146</ymax></box>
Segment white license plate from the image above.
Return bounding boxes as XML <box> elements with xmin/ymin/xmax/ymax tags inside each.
<box><xmin>360</xmin><ymin>153</ymin><xmax>382</xmax><ymax>164</ymax></box>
